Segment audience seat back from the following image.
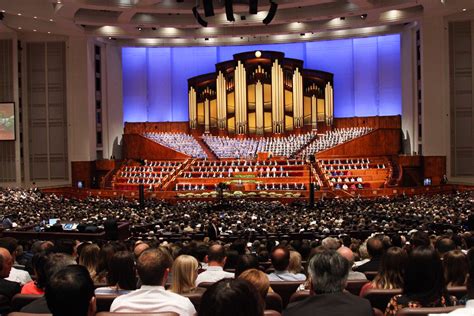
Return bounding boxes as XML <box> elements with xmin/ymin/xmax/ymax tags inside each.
<box><xmin>0</xmin><ymin>294</ymin><xmax>11</xmax><ymax>314</ymax></box>
<box><xmin>373</xmin><ymin>308</ymin><xmax>384</xmax><ymax>316</ymax></box>
<box><xmin>10</xmin><ymin>294</ymin><xmax>43</xmax><ymax>312</ymax></box>
<box><xmin>395</xmin><ymin>306</ymin><xmax>462</xmax><ymax>316</ymax></box>
<box><xmin>362</xmin><ymin>288</ymin><xmax>402</xmax><ymax>311</ymax></box>
<box><xmin>96</xmin><ymin>295</ymin><xmax>119</xmax><ymax>312</ymax></box>
<box><xmin>345</xmin><ymin>280</ymin><xmax>369</xmax><ymax>296</ymax></box>
<box><xmin>269</xmin><ymin>282</ymin><xmax>304</xmax><ymax>308</ymax></box>
<box><xmin>364</xmin><ymin>271</ymin><xmax>378</xmax><ymax>281</ymax></box>
<box><xmin>288</xmin><ymin>290</ymin><xmax>310</xmax><ymax>305</ymax></box>
<box><xmin>265</xmin><ymin>292</ymin><xmax>283</xmax><ymax>312</ymax></box>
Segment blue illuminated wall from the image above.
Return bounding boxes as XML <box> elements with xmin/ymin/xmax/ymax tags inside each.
<box><xmin>122</xmin><ymin>34</ymin><xmax>401</xmax><ymax>122</ymax></box>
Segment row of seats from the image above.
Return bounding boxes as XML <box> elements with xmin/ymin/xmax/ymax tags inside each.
<box><xmin>5</xmin><ymin>283</ymin><xmax>466</xmax><ymax>315</ymax></box>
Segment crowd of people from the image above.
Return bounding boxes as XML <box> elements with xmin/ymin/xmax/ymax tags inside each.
<box><xmin>299</xmin><ymin>127</ymin><xmax>372</xmax><ymax>159</ymax></box>
<box><xmin>1</xmin><ymin>198</ymin><xmax>474</xmax><ymax>315</ymax></box>
<box><xmin>144</xmin><ymin>132</ymin><xmax>208</xmax><ymax>158</ymax></box>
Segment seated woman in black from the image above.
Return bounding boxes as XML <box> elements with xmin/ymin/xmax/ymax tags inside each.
<box><xmin>385</xmin><ymin>246</ymin><xmax>457</xmax><ymax>315</ymax></box>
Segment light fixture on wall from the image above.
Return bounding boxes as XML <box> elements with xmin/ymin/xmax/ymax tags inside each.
<box><xmin>255</xmin><ymin>50</ymin><xmax>262</xmax><ymax>58</ymax></box>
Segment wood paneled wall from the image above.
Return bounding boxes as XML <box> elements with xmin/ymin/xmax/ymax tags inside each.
<box><xmin>333</xmin><ymin>115</ymin><xmax>401</xmax><ymax>129</ymax></box>
<box><xmin>317</xmin><ymin>128</ymin><xmax>401</xmax><ymax>158</ymax></box>
<box><xmin>124</xmin><ymin>122</ymin><xmax>189</xmax><ymax>135</ymax></box>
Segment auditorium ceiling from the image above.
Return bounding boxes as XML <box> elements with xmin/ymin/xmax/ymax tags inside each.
<box><xmin>0</xmin><ymin>0</ymin><xmax>473</xmax><ymax>46</ymax></box>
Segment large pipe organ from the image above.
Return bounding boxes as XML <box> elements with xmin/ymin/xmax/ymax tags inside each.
<box><xmin>188</xmin><ymin>51</ymin><xmax>334</xmax><ymax>135</ymax></box>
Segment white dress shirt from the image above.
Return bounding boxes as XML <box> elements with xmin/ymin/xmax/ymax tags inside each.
<box><xmin>195</xmin><ymin>266</ymin><xmax>234</xmax><ymax>286</ymax></box>
<box><xmin>110</xmin><ymin>285</ymin><xmax>196</xmax><ymax>316</ymax></box>
<box><xmin>7</xmin><ymin>267</ymin><xmax>32</xmax><ymax>285</ymax></box>
<box><xmin>268</xmin><ymin>270</ymin><xmax>306</xmax><ymax>282</ymax></box>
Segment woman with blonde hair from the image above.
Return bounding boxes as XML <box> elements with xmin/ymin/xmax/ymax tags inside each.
<box><xmin>78</xmin><ymin>243</ymin><xmax>100</xmax><ymax>279</ymax></box>
<box><xmin>288</xmin><ymin>250</ymin><xmax>303</xmax><ymax>274</ymax></box>
<box><xmin>170</xmin><ymin>254</ymin><xmax>203</xmax><ymax>294</ymax></box>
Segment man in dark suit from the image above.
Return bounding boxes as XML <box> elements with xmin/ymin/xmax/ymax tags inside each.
<box><xmin>207</xmin><ymin>217</ymin><xmax>220</xmax><ymax>241</ymax></box>
<box><xmin>283</xmin><ymin>249</ymin><xmax>372</xmax><ymax>316</ymax></box>
<box><xmin>0</xmin><ymin>247</ymin><xmax>21</xmax><ymax>299</ymax></box>
<box><xmin>356</xmin><ymin>237</ymin><xmax>384</xmax><ymax>272</ymax></box>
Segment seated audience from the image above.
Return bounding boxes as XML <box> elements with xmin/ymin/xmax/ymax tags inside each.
<box><xmin>359</xmin><ymin>246</ymin><xmax>407</xmax><ymax>297</ymax></box>
<box><xmin>170</xmin><ymin>254</ymin><xmax>203</xmax><ymax>295</ymax></box>
<box><xmin>110</xmin><ymin>248</ymin><xmax>196</xmax><ymax>316</ymax></box>
<box><xmin>0</xmin><ymin>237</ymin><xmax>32</xmax><ymax>285</ymax></box>
<box><xmin>356</xmin><ymin>237</ymin><xmax>384</xmax><ymax>273</ymax></box>
<box><xmin>45</xmin><ymin>265</ymin><xmax>96</xmax><ymax>316</ymax></box>
<box><xmin>78</xmin><ymin>243</ymin><xmax>100</xmax><ymax>280</ymax></box>
<box><xmin>238</xmin><ymin>268</ymin><xmax>271</xmax><ymax>301</ymax></box>
<box><xmin>95</xmin><ymin>251</ymin><xmax>137</xmax><ymax>295</ymax></box>
<box><xmin>21</xmin><ymin>253</ymin><xmax>78</xmax><ymax>313</ymax></box>
<box><xmin>337</xmin><ymin>246</ymin><xmax>367</xmax><ymax>281</ymax></box>
<box><xmin>268</xmin><ymin>245</ymin><xmax>306</xmax><ymax>282</ymax></box>
<box><xmin>21</xmin><ymin>252</ymin><xmax>47</xmax><ymax>294</ymax></box>
<box><xmin>195</xmin><ymin>244</ymin><xmax>234</xmax><ymax>286</ymax></box>
<box><xmin>385</xmin><ymin>246</ymin><xmax>457</xmax><ymax>315</ymax></box>
<box><xmin>0</xmin><ymin>247</ymin><xmax>21</xmax><ymax>299</ymax></box>
<box><xmin>199</xmin><ymin>278</ymin><xmax>264</xmax><ymax>316</ymax></box>
<box><xmin>443</xmin><ymin>250</ymin><xmax>468</xmax><ymax>287</ymax></box>
<box><xmin>283</xmin><ymin>250</ymin><xmax>373</xmax><ymax>316</ymax></box>
<box><xmin>235</xmin><ymin>254</ymin><xmax>259</xmax><ymax>277</ymax></box>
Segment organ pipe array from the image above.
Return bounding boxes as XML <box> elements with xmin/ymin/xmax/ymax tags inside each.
<box><xmin>216</xmin><ymin>71</ymin><xmax>227</xmax><ymax>129</ymax></box>
<box><xmin>188</xmin><ymin>51</ymin><xmax>334</xmax><ymax>135</ymax></box>
<box><xmin>188</xmin><ymin>87</ymin><xmax>197</xmax><ymax>129</ymax></box>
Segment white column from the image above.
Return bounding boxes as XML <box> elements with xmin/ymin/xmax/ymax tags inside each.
<box><xmin>235</xmin><ymin>61</ymin><xmax>247</xmax><ymax>134</ymax></box>
<box><xmin>272</xmin><ymin>60</ymin><xmax>284</xmax><ymax>133</ymax></box>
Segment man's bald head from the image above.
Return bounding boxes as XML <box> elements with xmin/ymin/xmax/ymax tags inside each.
<box><xmin>134</xmin><ymin>242</ymin><xmax>150</xmax><ymax>258</ymax></box>
<box><xmin>207</xmin><ymin>244</ymin><xmax>226</xmax><ymax>265</ymax></box>
<box><xmin>337</xmin><ymin>246</ymin><xmax>355</xmax><ymax>265</ymax></box>
<box><xmin>271</xmin><ymin>246</ymin><xmax>290</xmax><ymax>271</ymax></box>
<box><xmin>0</xmin><ymin>247</ymin><xmax>13</xmax><ymax>278</ymax></box>
<box><xmin>366</xmin><ymin>237</ymin><xmax>384</xmax><ymax>258</ymax></box>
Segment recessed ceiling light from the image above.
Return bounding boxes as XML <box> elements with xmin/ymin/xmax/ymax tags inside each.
<box><xmin>49</xmin><ymin>19</ymin><xmax>53</xmax><ymax>22</ymax></box>
<box><xmin>18</xmin><ymin>27</ymin><xmax>22</xmax><ymax>29</ymax></box>
<box><xmin>48</xmin><ymin>31</ymin><xmax>51</xmax><ymax>34</ymax></box>
<box><xmin>34</xmin><ymin>16</ymin><xmax>37</xmax><ymax>19</ymax></box>
<box><xmin>462</xmin><ymin>8</ymin><xmax>467</xmax><ymax>11</ymax></box>
<box><xmin>137</xmin><ymin>27</ymin><xmax>142</xmax><ymax>31</ymax></box>
<box><xmin>33</xmin><ymin>29</ymin><xmax>37</xmax><ymax>32</ymax></box>
<box><xmin>1</xmin><ymin>10</ymin><xmax>5</xmax><ymax>13</ymax></box>
<box><xmin>17</xmin><ymin>13</ymin><xmax>21</xmax><ymax>16</ymax></box>
<box><xmin>108</xmin><ymin>36</ymin><xmax>112</xmax><ymax>39</ymax></box>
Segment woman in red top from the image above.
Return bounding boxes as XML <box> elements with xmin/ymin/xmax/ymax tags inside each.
<box><xmin>21</xmin><ymin>252</ymin><xmax>47</xmax><ymax>295</ymax></box>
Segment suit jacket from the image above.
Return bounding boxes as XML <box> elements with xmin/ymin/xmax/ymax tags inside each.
<box><xmin>207</xmin><ymin>224</ymin><xmax>219</xmax><ymax>240</ymax></box>
<box><xmin>0</xmin><ymin>278</ymin><xmax>21</xmax><ymax>299</ymax></box>
<box><xmin>283</xmin><ymin>292</ymin><xmax>373</xmax><ymax>316</ymax></box>
<box><xmin>355</xmin><ymin>256</ymin><xmax>382</xmax><ymax>273</ymax></box>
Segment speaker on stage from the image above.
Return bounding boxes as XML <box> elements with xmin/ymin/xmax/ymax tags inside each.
<box><xmin>309</xmin><ymin>182</ymin><xmax>315</xmax><ymax>208</ymax></box>
<box><xmin>139</xmin><ymin>184</ymin><xmax>145</xmax><ymax>207</ymax></box>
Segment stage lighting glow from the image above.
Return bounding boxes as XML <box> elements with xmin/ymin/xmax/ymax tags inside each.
<box><xmin>255</xmin><ymin>50</ymin><xmax>262</xmax><ymax>58</ymax></box>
